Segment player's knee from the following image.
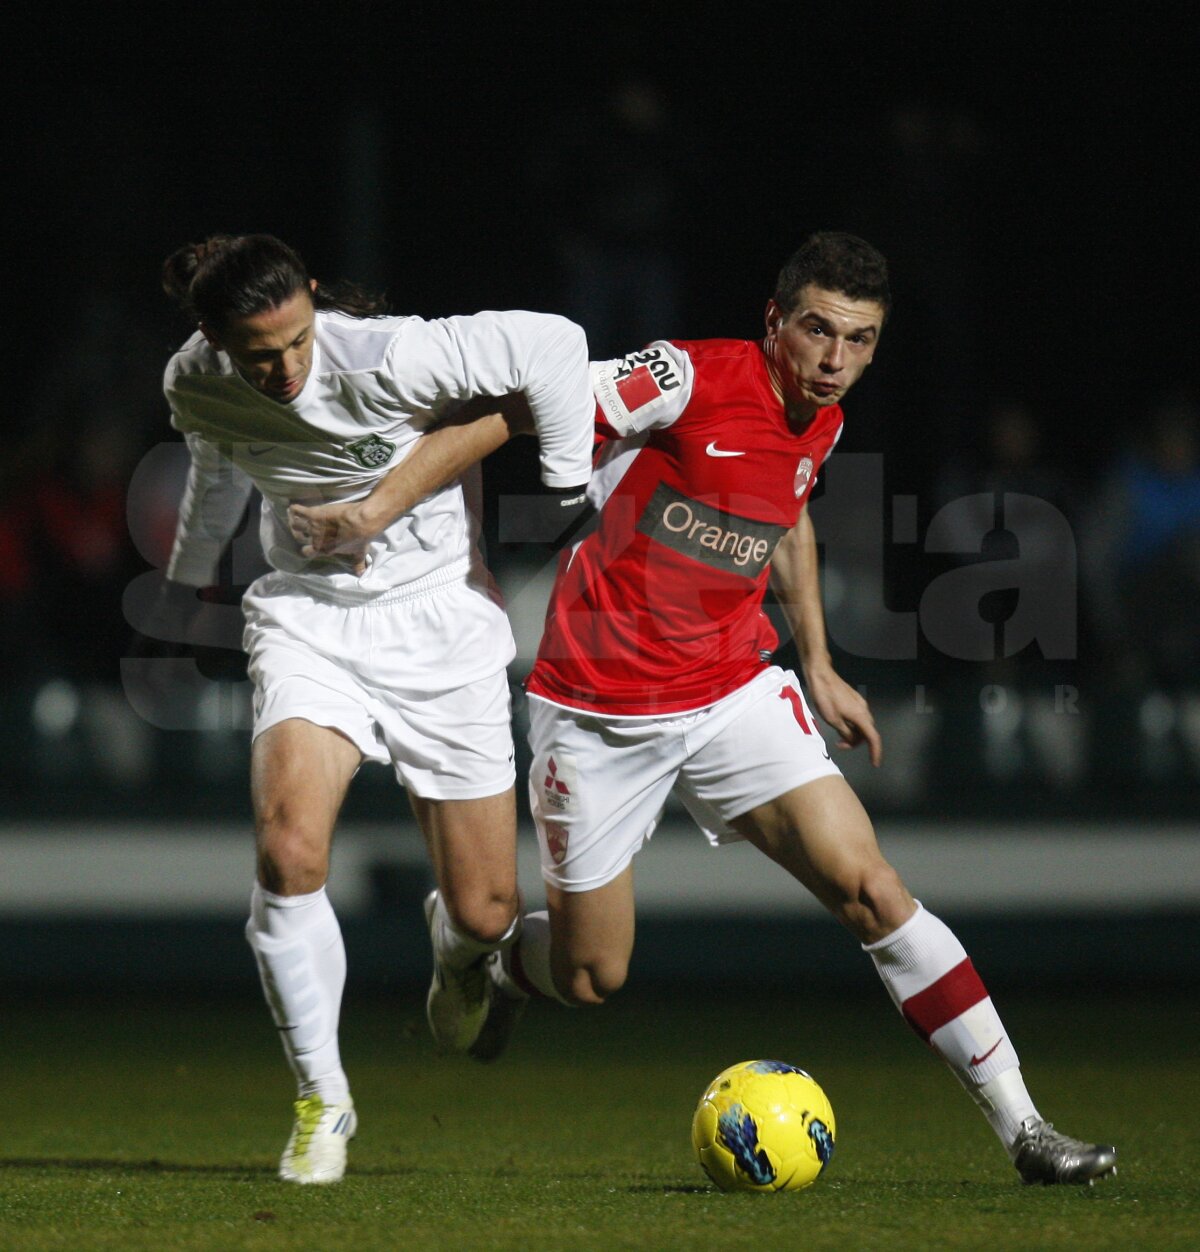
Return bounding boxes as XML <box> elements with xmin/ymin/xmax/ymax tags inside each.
<box><xmin>560</xmin><ymin>954</ymin><xmax>629</xmax><ymax>1006</ymax></box>
<box><xmin>444</xmin><ymin>889</ymin><xmax>519</xmax><ymax>947</ymax></box>
<box><xmin>831</xmin><ymin>859</ymin><xmax>912</xmax><ymax>944</ymax></box>
<box><xmin>255</xmin><ymin>819</ymin><xmax>329</xmax><ymax>895</ymax></box>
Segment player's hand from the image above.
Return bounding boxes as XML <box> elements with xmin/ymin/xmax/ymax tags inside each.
<box><xmin>287</xmin><ymin>500</ymin><xmax>375</xmax><ymax>575</ymax></box>
<box><xmin>803</xmin><ymin>661</ymin><xmax>883</xmax><ymax>767</ymax></box>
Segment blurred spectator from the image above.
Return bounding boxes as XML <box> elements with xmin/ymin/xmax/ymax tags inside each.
<box><xmin>930</xmin><ymin>398</ymin><xmax>1086</xmax><ymax>791</ymax></box>
<box><xmin>936</xmin><ymin>397</ymin><xmax>1076</xmax><ymax>519</ymax></box>
<box><xmin>0</xmin><ymin>283</ymin><xmax>176</xmax><ymax>797</ymax></box>
<box><xmin>1082</xmin><ymin>387</ymin><xmax>1200</xmax><ymax>693</ymax></box>
<box><xmin>0</xmin><ymin>414</ymin><xmax>162</xmax><ymax>797</ymax></box>
<box><xmin>0</xmin><ymin>417</ymin><xmax>148</xmax><ymax>686</ymax></box>
<box><xmin>933</xmin><ymin>396</ymin><xmax>1082</xmax><ymax>673</ymax></box>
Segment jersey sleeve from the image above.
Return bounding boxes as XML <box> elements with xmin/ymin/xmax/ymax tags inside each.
<box><xmin>384</xmin><ymin>311</ymin><xmax>594</xmax><ymax>489</ymax></box>
<box><xmin>590</xmin><ymin>341</ymin><xmax>695</xmax><ymax>437</ymax></box>
<box><xmin>165</xmin><ymin>432</ymin><xmax>256</xmax><ymax>587</ymax></box>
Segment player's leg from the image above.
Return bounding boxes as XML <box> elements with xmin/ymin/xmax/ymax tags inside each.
<box><xmin>733</xmin><ymin>782</ymin><xmax>1115</xmax><ymax>1182</ymax></box>
<box><xmin>410</xmin><ymin>786</ymin><xmax>523</xmax><ymax>1052</ymax></box>
<box><xmin>471</xmin><ymin>696</ymin><xmax>683</xmax><ymax>1058</ymax></box>
<box><xmin>375</xmin><ymin>656</ymin><xmax>521</xmax><ymax>1053</ymax></box>
<box><xmin>542</xmin><ymin>868</ymin><xmax>637</xmax><ymax>1004</ymax></box>
<box><xmin>473</xmin><ymin>861</ymin><xmax>638</xmax><ymax>1064</ymax></box>
<box><xmin>686</xmin><ymin>668</ymin><xmax>1115</xmax><ymax>1184</ymax></box>
<box><xmin>246</xmin><ymin>716</ymin><xmax>361</xmax><ymax>1184</ymax></box>
<box><xmin>412</xmin><ymin>788</ymin><xmax>520</xmax><ymax>945</ymax></box>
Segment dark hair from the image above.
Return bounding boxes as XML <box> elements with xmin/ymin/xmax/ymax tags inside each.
<box><xmin>161</xmin><ymin>233</ymin><xmax>388</xmax><ymax>332</ymax></box>
<box><xmin>774</xmin><ymin>231</ymin><xmax>891</xmax><ymax>319</ymax></box>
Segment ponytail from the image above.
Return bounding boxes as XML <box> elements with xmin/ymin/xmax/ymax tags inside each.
<box><xmin>161</xmin><ymin>233</ymin><xmax>388</xmax><ymax>331</ymax></box>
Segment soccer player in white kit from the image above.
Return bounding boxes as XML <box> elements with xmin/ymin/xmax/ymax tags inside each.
<box><xmin>471</xmin><ymin>232</ymin><xmax>1117</xmax><ymax>1186</ymax></box>
<box><xmin>155</xmin><ymin>234</ymin><xmax>594</xmax><ymax>1183</ymax></box>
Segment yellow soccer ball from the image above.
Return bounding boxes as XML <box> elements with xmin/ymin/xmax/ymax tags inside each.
<box><xmin>692</xmin><ymin>1059</ymin><xmax>836</xmax><ymax>1192</ymax></box>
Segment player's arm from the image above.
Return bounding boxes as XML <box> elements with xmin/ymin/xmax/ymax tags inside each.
<box><xmin>167</xmin><ymin>432</ymin><xmax>256</xmax><ymax>587</ymax></box>
<box><xmin>410</xmin><ymin>309</ymin><xmax>595</xmax><ymax>491</ymax></box>
<box><xmin>291</xmin><ymin>312</ymin><xmax>597</xmax><ymax>561</ymax></box>
<box><xmin>769</xmin><ymin>508</ymin><xmax>882</xmax><ymax>765</ymax></box>
<box><xmin>287</xmin><ymin>395</ymin><xmax>535</xmax><ymax>566</ymax></box>
<box><xmin>131</xmin><ymin>431</ymin><xmax>255</xmax><ymax>653</ymax></box>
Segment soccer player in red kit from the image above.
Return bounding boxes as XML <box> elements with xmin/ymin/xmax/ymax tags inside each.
<box><xmin>454</xmin><ymin>232</ymin><xmax>1116</xmax><ymax>1185</ymax></box>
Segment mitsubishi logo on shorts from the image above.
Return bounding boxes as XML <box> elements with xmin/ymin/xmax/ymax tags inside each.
<box><xmin>544</xmin><ymin>756</ymin><xmax>572</xmax><ymax>812</ymax></box>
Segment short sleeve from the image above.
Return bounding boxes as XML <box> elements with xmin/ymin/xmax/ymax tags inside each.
<box><xmin>591</xmin><ymin>341</ymin><xmax>695</xmax><ymax>437</ymax></box>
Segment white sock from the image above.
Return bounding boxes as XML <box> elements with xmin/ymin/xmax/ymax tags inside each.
<box><xmin>970</xmin><ymin>1069</ymin><xmax>1041</xmax><ymax>1156</ymax></box>
<box><xmin>504</xmin><ymin>910</ymin><xmax>572</xmax><ymax>1005</ymax></box>
<box><xmin>864</xmin><ymin>902</ymin><xmax>1038</xmax><ymax>1152</ymax></box>
<box><xmin>430</xmin><ymin>892</ymin><xmax>520</xmax><ymax>969</ymax></box>
<box><xmin>246</xmin><ymin>883</ymin><xmax>350</xmax><ymax>1103</ymax></box>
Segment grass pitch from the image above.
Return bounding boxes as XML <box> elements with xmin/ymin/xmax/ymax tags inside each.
<box><xmin>1</xmin><ymin>986</ymin><xmax>1195</xmax><ymax>1250</ymax></box>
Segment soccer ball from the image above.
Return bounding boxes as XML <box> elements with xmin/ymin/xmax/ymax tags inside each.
<box><xmin>691</xmin><ymin>1059</ymin><xmax>836</xmax><ymax>1192</ymax></box>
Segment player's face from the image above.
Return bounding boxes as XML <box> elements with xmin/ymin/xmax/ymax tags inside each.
<box><xmin>764</xmin><ymin>286</ymin><xmax>884</xmax><ymax>418</ymax></box>
<box><xmin>203</xmin><ymin>284</ymin><xmax>317</xmax><ymax>404</ymax></box>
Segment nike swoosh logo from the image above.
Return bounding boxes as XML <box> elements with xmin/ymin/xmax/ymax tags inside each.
<box><xmin>969</xmin><ymin>1038</ymin><xmax>1004</xmax><ymax>1066</ymax></box>
<box><xmin>705</xmin><ymin>442</ymin><xmax>745</xmax><ymax>458</ymax></box>
<box><xmin>247</xmin><ymin>444</ymin><xmax>275</xmax><ymax>456</ymax></box>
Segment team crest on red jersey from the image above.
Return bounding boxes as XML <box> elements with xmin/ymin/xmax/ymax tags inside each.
<box><xmin>544</xmin><ymin>821</ymin><xmax>569</xmax><ymax>866</ymax></box>
<box><xmin>794</xmin><ymin>456</ymin><xmax>814</xmax><ymax>498</ymax></box>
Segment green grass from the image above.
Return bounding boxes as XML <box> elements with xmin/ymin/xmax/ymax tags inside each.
<box><xmin>1</xmin><ymin>987</ymin><xmax>1196</xmax><ymax>1250</ymax></box>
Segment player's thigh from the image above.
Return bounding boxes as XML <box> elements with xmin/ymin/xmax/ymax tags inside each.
<box><xmin>409</xmin><ymin>786</ymin><xmax>519</xmax><ymax>908</ymax></box>
<box><xmin>731</xmin><ymin>776</ymin><xmax>913</xmax><ymax>934</ymax></box>
<box><xmin>678</xmin><ymin>668</ymin><xmax>840</xmax><ymax>846</ymax></box>
<box><xmin>545</xmin><ymin>866</ymin><xmax>636</xmax><ymax>1001</ymax></box>
<box><xmin>250</xmin><ymin>717</ymin><xmax>363</xmax><ymax>886</ymax></box>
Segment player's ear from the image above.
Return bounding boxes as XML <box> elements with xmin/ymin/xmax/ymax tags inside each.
<box><xmin>199</xmin><ymin>322</ymin><xmax>222</xmax><ymax>351</ymax></box>
<box><xmin>764</xmin><ymin>299</ymin><xmax>784</xmax><ymax>341</ymax></box>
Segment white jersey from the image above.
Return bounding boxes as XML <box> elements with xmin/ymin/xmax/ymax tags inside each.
<box><xmin>164</xmin><ymin>308</ymin><xmax>593</xmax><ymax>603</ymax></box>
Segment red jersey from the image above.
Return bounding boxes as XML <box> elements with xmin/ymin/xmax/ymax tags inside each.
<box><xmin>525</xmin><ymin>338</ymin><xmax>843</xmax><ymax>715</ymax></box>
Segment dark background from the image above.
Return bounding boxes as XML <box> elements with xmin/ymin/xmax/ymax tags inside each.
<box><xmin>3</xmin><ymin>3</ymin><xmax>1199</xmax><ymax>825</ymax></box>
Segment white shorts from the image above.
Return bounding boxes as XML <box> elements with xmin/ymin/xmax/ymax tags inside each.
<box><xmin>243</xmin><ymin>567</ymin><xmax>517</xmax><ymax>800</ymax></box>
<box><xmin>527</xmin><ymin>666</ymin><xmax>841</xmax><ymax>891</ymax></box>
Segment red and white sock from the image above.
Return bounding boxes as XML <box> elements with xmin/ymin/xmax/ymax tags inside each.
<box><xmin>864</xmin><ymin>902</ymin><xmax>1039</xmax><ymax>1152</ymax></box>
<box><xmin>500</xmin><ymin>910</ymin><xmax>572</xmax><ymax>1006</ymax></box>
<box><xmin>245</xmin><ymin>883</ymin><xmax>350</xmax><ymax>1104</ymax></box>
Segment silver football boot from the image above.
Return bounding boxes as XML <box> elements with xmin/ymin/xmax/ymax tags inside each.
<box><xmin>1012</xmin><ymin>1117</ymin><xmax>1117</xmax><ymax>1185</ymax></box>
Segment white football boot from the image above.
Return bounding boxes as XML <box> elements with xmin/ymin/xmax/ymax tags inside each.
<box><xmin>279</xmin><ymin>1095</ymin><xmax>357</xmax><ymax>1184</ymax></box>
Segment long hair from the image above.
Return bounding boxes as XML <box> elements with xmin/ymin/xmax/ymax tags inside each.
<box><xmin>161</xmin><ymin>234</ymin><xmax>388</xmax><ymax>331</ymax></box>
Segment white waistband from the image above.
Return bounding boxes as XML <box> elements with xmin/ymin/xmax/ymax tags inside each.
<box><xmin>300</xmin><ymin>556</ymin><xmax>473</xmax><ymax>607</ymax></box>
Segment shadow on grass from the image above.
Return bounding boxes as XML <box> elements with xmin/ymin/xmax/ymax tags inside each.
<box><xmin>0</xmin><ymin>1157</ymin><xmax>421</xmax><ymax>1179</ymax></box>
<box><xmin>627</xmin><ymin>1183</ymin><xmax>713</xmax><ymax>1195</ymax></box>
<box><xmin>0</xmin><ymin>1158</ymin><xmax>275</xmax><ymax>1176</ymax></box>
